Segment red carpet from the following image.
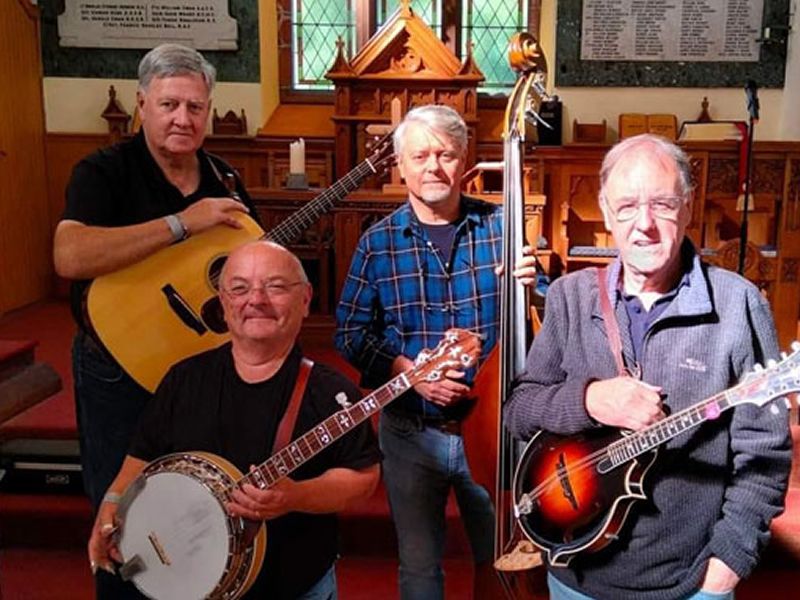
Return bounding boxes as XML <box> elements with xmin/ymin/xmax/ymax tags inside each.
<box><xmin>0</xmin><ymin>300</ymin><xmax>474</xmax><ymax>599</ymax></box>
<box><xmin>1</xmin><ymin>300</ymin><xmax>798</xmax><ymax>599</ymax></box>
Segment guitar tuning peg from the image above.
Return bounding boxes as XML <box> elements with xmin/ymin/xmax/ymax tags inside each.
<box><xmin>752</xmin><ymin>363</ymin><xmax>764</xmax><ymax>371</ymax></box>
<box><xmin>766</xmin><ymin>359</ymin><xmax>777</xmax><ymax>368</ymax></box>
<box><xmin>792</xmin><ymin>341</ymin><xmax>800</xmax><ymax>352</ymax></box>
<box><xmin>781</xmin><ymin>352</ymin><xmax>788</xmax><ymax>360</ymax></box>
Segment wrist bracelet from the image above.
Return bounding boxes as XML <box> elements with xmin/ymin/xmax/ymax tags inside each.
<box><xmin>102</xmin><ymin>492</ymin><xmax>122</xmax><ymax>504</ymax></box>
<box><xmin>164</xmin><ymin>214</ymin><xmax>189</xmax><ymax>243</ymax></box>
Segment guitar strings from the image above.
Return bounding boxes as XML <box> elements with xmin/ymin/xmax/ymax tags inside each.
<box><xmin>206</xmin><ymin>160</ymin><xmax>380</xmax><ymax>291</ymax></box>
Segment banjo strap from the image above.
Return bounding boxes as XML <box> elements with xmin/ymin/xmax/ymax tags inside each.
<box><xmin>271</xmin><ymin>357</ymin><xmax>314</xmax><ymax>453</ymax></box>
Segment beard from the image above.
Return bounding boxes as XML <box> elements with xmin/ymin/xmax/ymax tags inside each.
<box><xmin>418</xmin><ymin>183</ymin><xmax>456</xmax><ymax>205</ymax></box>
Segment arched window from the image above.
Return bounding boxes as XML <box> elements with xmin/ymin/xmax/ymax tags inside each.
<box><xmin>278</xmin><ymin>0</ymin><xmax>540</xmax><ymax>101</ymax></box>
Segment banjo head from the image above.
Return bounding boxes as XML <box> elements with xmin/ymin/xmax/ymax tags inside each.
<box><xmin>119</xmin><ymin>469</ymin><xmax>234</xmax><ymax>600</ymax></box>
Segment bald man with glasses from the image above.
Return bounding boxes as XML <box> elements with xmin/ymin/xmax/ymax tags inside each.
<box><xmin>89</xmin><ymin>241</ymin><xmax>381</xmax><ymax>599</ymax></box>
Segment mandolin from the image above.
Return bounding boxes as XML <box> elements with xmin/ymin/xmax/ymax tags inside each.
<box><xmin>512</xmin><ymin>342</ymin><xmax>800</xmax><ymax>567</ymax></box>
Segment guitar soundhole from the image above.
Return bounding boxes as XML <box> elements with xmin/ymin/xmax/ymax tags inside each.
<box><xmin>201</xmin><ymin>298</ymin><xmax>228</xmax><ymax>334</ymax></box>
<box><xmin>208</xmin><ymin>256</ymin><xmax>228</xmax><ymax>291</ymax></box>
<box><xmin>201</xmin><ymin>255</ymin><xmax>230</xmax><ymax>334</ymax></box>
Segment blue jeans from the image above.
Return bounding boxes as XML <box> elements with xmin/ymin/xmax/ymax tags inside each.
<box><xmin>73</xmin><ymin>332</ymin><xmax>151</xmax><ymax>600</ymax></box>
<box><xmin>73</xmin><ymin>331</ymin><xmax>150</xmax><ymax>511</ymax></box>
<box><xmin>298</xmin><ymin>565</ymin><xmax>337</xmax><ymax>600</ymax></box>
<box><xmin>547</xmin><ymin>572</ymin><xmax>735</xmax><ymax>600</ymax></box>
<box><xmin>380</xmin><ymin>411</ymin><xmax>495</xmax><ymax>600</ymax></box>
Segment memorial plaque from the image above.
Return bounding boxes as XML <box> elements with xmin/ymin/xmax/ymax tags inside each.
<box><xmin>58</xmin><ymin>1</ymin><xmax>238</xmax><ymax>50</ymax></box>
<box><xmin>581</xmin><ymin>0</ymin><xmax>764</xmax><ymax>62</ymax></box>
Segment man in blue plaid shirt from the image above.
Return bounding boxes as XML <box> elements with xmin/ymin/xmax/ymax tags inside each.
<box><xmin>335</xmin><ymin>105</ymin><xmax>537</xmax><ymax>599</ymax></box>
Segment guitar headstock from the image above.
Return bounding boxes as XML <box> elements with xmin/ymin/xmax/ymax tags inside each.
<box><xmin>407</xmin><ymin>329</ymin><xmax>482</xmax><ymax>387</ymax></box>
<box><xmin>732</xmin><ymin>341</ymin><xmax>800</xmax><ymax>408</ymax></box>
<box><xmin>365</xmin><ymin>131</ymin><xmax>396</xmax><ymax>176</ymax></box>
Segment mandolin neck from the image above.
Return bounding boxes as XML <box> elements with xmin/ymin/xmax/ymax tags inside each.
<box><xmin>599</xmin><ymin>390</ymin><xmax>738</xmax><ymax>473</ymax></box>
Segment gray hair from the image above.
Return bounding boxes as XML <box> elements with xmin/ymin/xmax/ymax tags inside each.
<box><xmin>600</xmin><ymin>133</ymin><xmax>693</xmax><ymax>201</ymax></box>
<box><xmin>138</xmin><ymin>43</ymin><xmax>216</xmax><ymax>93</ymax></box>
<box><xmin>394</xmin><ymin>105</ymin><xmax>468</xmax><ymax>157</ymax></box>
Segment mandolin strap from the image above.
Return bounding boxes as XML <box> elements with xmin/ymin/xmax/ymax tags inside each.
<box><xmin>596</xmin><ymin>267</ymin><xmax>627</xmax><ymax>377</ymax></box>
<box><xmin>271</xmin><ymin>357</ymin><xmax>314</xmax><ymax>453</ymax></box>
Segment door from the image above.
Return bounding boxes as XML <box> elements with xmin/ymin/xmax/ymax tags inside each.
<box><xmin>0</xmin><ymin>0</ymin><xmax>51</xmax><ymax>314</ymax></box>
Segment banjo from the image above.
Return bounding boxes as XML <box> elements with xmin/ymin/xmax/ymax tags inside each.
<box><xmin>115</xmin><ymin>328</ymin><xmax>481</xmax><ymax>600</ymax></box>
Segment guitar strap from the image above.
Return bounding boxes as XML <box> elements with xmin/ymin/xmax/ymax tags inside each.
<box><xmin>596</xmin><ymin>267</ymin><xmax>628</xmax><ymax>377</ymax></box>
<box><xmin>271</xmin><ymin>357</ymin><xmax>315</xmax><ymax>453</ymax></box>
<box><xmin>206</xmin><ymin>153</ymin><xmax>243</xmax><ymax>202</ymax></box>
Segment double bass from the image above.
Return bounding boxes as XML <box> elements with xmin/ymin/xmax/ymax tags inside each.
<box><xmin>462</xmin><ymin>32</ymin><xmax>550</xmax><ymax>597</ymax></box>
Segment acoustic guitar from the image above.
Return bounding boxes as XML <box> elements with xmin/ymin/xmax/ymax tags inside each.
<box><xmin>115</xmin><ymin>329</ymin><xmax>481</xmax><ymax>600</ymax></box>
<box><xmin>512</xmin><ymin>342</ymin><xmax>800</xmax><ymax>567</ymax></box>
<box><xmin>86</xmin><ymin>136</ymin><xmax>394</xmax><ymax>393</ymax></box>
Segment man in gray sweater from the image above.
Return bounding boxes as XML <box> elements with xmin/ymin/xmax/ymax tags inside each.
<box><xmin>505</xmin><ymin>134</ymin><xmax>791</xmax><ymax>600</ymax></box>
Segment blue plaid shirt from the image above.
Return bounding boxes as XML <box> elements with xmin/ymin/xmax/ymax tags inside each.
<box><xmin>335</xmin><ymin>196</ymin><xmax>503</xmax><ymax>418</ymax></box>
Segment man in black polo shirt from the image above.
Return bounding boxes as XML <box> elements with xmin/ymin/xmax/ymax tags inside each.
<box><xmin>53</xmin><ymin>43</ymin><xmax>260</xmax><ymax>598</ymax></box>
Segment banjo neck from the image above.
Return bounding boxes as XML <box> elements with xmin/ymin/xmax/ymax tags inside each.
<box><xmin>226</xmin><ymin>328</ymin><xmax>482</xmax><ymax>497</ymax></box>
<box><xmin>230</xmin><ymin>383</ymin><xmax>402</xmax><ymax>495</ymax></box>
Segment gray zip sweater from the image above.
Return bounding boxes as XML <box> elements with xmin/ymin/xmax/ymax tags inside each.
<box><xmin>505</xmin><ymin>242</ymin><xmax>791</xmax><ymax>600</ymax></box>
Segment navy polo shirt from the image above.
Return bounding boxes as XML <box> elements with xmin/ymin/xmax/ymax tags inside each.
<box><xmin>621</xmin><ymin>272</ymin><xmax>691</xmax><ymax>362</ymax></box>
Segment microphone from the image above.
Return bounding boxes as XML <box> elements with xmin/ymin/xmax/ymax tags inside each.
<box><xmin>745</xmin><ymin>80</ymin><xmax>760</xmax><ymax>121</ymax></box>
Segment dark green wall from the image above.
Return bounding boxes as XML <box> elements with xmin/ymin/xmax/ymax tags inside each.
<box><xmin>40</xmin><ymin>1</ymin><xmax>260</xmax><ymax>82</ymax></box>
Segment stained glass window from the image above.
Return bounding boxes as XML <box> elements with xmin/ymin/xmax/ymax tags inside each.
<box><xmin>291</xmin><ymin>0</ymin><xmax>356</xmax><ymax>90</ymax></box>
<box><xmin>285</xmin><ymin>0</ymin><xmax>533</xmax><ymax>94</ymax></box>
<box><xmin>377</xmin><ymin>0</ymin><xmax>441</xmax><ymax>34</ymax></box>
<box><xmin>463</xmin><ymin>0</ymin><xmax>528</xmax><ymax>93</ymax></box>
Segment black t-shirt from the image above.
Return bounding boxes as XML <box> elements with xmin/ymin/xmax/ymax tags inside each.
<box><xmin>129</xmin><ymin>344</ymin><xmax>381</xmax><ymax>599</ymax></box>
<box><xmin>421</xmin><ymin>221</ymin><xmax>458</xmax><ymax>268</ymax></box>
<box><xmin>62</xmin><ymin>131</ymin><xmax>261</xmax><ymax>329</ymax></box>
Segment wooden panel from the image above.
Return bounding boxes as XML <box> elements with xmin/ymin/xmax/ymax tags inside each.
<box><xmin>0</xmin><ymin>1</ymin><xmax>52</xmax><ymax>313</ymax></box>
<box><xmin>45</xmin><ymin>134</ymin><xmax>108</xmax><ymax>231</ymax></box>
<box><xmin>42</xmin><ymin>129</ymin><xmax>799</xmax><ymax>344</ymax></box>
<box><xmin>44</xmin><ymin>133</ymin><xmax>108</xmax><ymax>298</ymax></box>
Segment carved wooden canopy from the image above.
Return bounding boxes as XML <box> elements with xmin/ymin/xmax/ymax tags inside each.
<box><xmin>325</xmin><ymin>3</ymin><xmax>484</xmax><ymax>179</ymax></box>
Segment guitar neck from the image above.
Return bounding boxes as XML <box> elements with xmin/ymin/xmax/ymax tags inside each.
<box><xmin>599</xmin><ymin>390</ymin><xmax>734</xmax><ymax>473</ymax></box>
<box><xmin>232</xmin><ymin>370</ymin><xmax>412</xmax><ymax>492</ymax></box>
<box><xmin>265</xmin><ymin>159</ymin><xmax>377</xmax><ymax>246</ymax></box>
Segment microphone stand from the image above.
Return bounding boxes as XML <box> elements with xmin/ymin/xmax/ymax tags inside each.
<box><xmin>738</xmin><ymin>81</ymin><xmax>759</xmax><ymax>275</ymax></box>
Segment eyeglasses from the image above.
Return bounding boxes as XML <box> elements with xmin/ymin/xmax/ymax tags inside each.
<box><xmin>223</xmin><ymin>280</ymin><xmax>306</xmax><ymax>299</ymax></box>
<box><xmin>607</xmin><ymin>196</ymin><xmax>685</xmax><ymax>222</ymax></box>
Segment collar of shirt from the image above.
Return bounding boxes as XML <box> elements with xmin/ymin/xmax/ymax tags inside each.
<box><xmin>398</xmin><ymin>195</ymin><xmax>484</xmax><ymax>240</ymax></box>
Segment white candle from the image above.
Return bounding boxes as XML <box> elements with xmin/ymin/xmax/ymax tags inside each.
<box><xmin>391</xmin><ymin>97</ymin><xmax>402</xmax><ymax>126</ymax></box>
<box><xmin>299</xmin><ymin>138</ymin><xmax>305</xmax><ymax>174</ymax></box>
<box><xmin>289</xmin><ymin>140</ymin><xmax>300</xmax><ymax>174</ymax></box>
